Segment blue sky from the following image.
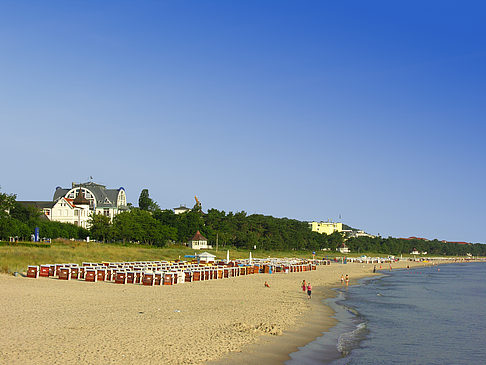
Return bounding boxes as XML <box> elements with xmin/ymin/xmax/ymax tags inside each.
<box><xmin>1</xmin><ymin>1</ymin><xmax>485</xmax><ymax>243</ymax></box>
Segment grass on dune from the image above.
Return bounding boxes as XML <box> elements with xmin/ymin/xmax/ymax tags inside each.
<box><xmin>4</xmin><ymin>240</ymin><xmax>442</xmax><ymax>274</ymax></box>
<box><xmin>0</xmin><ymin>240</ymin><xmax>329</xmax><ymax>273</ymax></box>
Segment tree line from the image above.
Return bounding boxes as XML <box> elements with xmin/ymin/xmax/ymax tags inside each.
<box><xmin>2</xmin><ymin>188</ymin><xmax>485</xmax><ymax>256</ymax></box>
<box><xmin>345</xmin><ymin>235</ymin><xmax>486</xmax><ymax>257</ymax></box>
<box><xmin>0</xmin><ymin>190</ymin><xmax>88</xmax><ymax>241</ymax></box>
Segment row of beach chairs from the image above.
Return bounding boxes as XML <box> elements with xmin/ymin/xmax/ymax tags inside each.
<box><xmin>25</xmin><ymin>260</ymin><xmax>323</xmax><ymax>285</ymax></box>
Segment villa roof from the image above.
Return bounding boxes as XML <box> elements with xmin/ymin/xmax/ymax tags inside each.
<box><xmin>53</xmin><ymin>182</ymin><xmax>125</xmax><ymax>208</ymax></box>
<box><xmin>73</xmin><ymin>189</ymin><xmax>90</xmax><ymax>206</ymax></box>
<box><xmin>63</xmin><ymin>198</ymin><xmax>76</xmax><ymax>208</ymax></box>
<box><xmin>17</xmin><ymin>201</ymin><xmax>55</xmax><ymax>209</ymax></box>
<box><xmin>190</xmin><ymin>230</ymin><xmax>207</xmax><ymax>241</ymax></box>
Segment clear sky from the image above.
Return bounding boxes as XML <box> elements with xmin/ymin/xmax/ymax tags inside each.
<box><xmin>1</xmin><ymin>1</ymin><xmax>485</xmax><ymax>243</ymax></box>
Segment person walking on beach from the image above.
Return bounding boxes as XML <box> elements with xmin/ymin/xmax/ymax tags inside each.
<box><xmin>302</xmin><ymin>280</ymin><xmax>307</xmax><ymax>292</ymax></box>
<box><xmin>307</xmin><ymin>283</ymin><xmax>312</xmax><ymax>299</ymax></box>
<box><xmin>345</xmin><ymin>274</ymin><xmax>349</xmax><ymax>286</ymax></box>
<box><xmin>341</xmin><ymin>274</ymin><xmax>344</xmax><ymax>284</ymax></box>
<box><xmin>373</xmin><ymin>265</ymin><xmax>376</xmax><ymax>273</ymax></box>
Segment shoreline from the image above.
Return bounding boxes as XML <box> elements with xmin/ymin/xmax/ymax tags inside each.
<box><xmin>0</xmin><ymin>260</ymin><xmax>455</xmax><ymax>364</ymax></box>
<box><xmin>207</xmin><ymin>285</ymin><xmax>340</xmax><ymax>365</ymax></box>
<box><xmin>207</xmin><ymin>260</ymin><xmax>435</xmax><ymax>365</ymax></box>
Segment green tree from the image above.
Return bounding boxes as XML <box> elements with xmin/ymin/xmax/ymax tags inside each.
<box><xmin>0</xmin><ymin>189</ymin><xmax>16</xmax><ymax>218</ymax></box>
<box><xmin>89</xmin><ymin>214</ymin><xmax>112</xmax><ymax>242</ymax></box>
<box><xmin>138</xmin><ymin>189</ymin><xmax>160</xmax><ymax>211</ymax></box>
<box><xmin>10</xmin><ymin>202</ymin><xmax>41</xmax><ymax>222</ymax></box>
<box><xmin>112</xmin><ymin>209</ymin><xmax>174</xmax><ymax>246</ymax></box>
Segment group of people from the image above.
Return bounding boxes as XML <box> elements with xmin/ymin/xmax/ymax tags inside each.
<box><xmin>301</xmin><ymin>280</ymin><xmax>312</xmax><ymax>299</ymax></box>
<box><xmin>340</xmin><ymin>274</ymin><xmax>349</xmax><ymax>286</ymax></box>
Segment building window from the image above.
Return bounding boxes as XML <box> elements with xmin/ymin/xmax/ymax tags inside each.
<box><xmin>74</xmin><ymin>210</ymin><xmax>79</xmax><ymax>216</ymax></box>
<box><xmin>104</xmin><ymin>209</ymin><xmax>110</xmax><ymax>217</ymax></box>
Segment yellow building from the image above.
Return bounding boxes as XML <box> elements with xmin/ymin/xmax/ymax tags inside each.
<box><xmin>309</xmin><ymin>221</ymin><xmax>343</xmax><ymax>235</ymax></box>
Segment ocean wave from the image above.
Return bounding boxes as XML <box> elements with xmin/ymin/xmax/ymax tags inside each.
<box><xmin>342</xmin><ymin>305</ymin><xmax>360</xmax><ymax>316</ymax></box>
<box><xmin>336</xmin><ymin>322</ymin><xmax>368</xmax><ymax>356</ymax></box>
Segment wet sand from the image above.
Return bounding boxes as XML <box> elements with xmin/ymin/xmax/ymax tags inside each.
<box><xmin>0</xmin><ymin>261</ymin><xmax>423</xmax><ymax>364</ymax></box>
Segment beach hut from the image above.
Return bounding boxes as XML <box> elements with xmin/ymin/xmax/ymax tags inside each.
<box><xmin>171</xmin><ymin>271</ymin><xmax>179</xmax><ymax>284</ymax></box>
<box><xmin>70</xmin><ymin>266</ymin><xmax>79</xmax><ymax>279</ymax></box>
<box><xmin>163</xmin><ymin>273</ymin><xmax>174</xmax><ymax>285</ymax></box>
<box><xmin>40</xmin><ymin>265</ymin><xmax>50</xmax><ymax>277</ymax></box>
<box><xmin>59</xmin><ymin>267</ymin><xmax>71</xmax><ymax>280</ymax></box>
<box><xmin>176</xmin><ymin>271</ymin><xmax>185</xmax><ymax>283</ymax></box>
<box><xmin>85</xmin><ymin>268</ymin><xmax>97</xmax><ymax>282</ymax></box>
<box><xmin>142</xmin><ymin>272</ymin><xmax>155</xmax><ymax>286</ymax></box>
<box><xmin>135</xmin><ymin>271</ymin><xmax>143</xmax><ymax>284</ymax></box>
<box><xmin>184</xmin><ymin>271</ymin><xmax>192</xmax><ymax>282</ymax></box>
<box><xmin>96</xmin><ymin>268</ymin><xmax>106</xmax><ymax>281</ymax></box>
<box><xmin>27</xmin><ymin>265</ymin><xmax>39</xmax><ymax>278</ymax></box>
<box><xmin>115</xmin><ymin>271</ymin><xmax>127</xmax><ymax>284</ymax></box>
<box><xmin>126</xmin><ymin>271</ymin><xmax>134</xmax><ymax>284</ymax></box>
<box><xmin>154</xmin><ymin>272</ymin><xmax>163</xmax><ymax>285</ymax></box>
<box><xmin>55</xmin><ymin>264</ymin><xmax>64</xmax><ymax>277</ymax></box>
<box><xmin>105</xmin><ymin>268</ymin><xmax>113</xmax><ymax>281</ymax></box>
<box><xmin>223</xmin><ymin>268</ymin><xmax>230</xmax><ymax>278</ymax></box>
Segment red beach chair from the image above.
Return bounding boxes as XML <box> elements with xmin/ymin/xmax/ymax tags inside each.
<box><xmin>27</xmin><ymin>265</ymin><xmax>39</xmax><ymax>278</ymax></box>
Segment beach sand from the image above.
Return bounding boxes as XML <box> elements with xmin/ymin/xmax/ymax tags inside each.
<box><xmin>0</xmin><ymin>261</ymin><xmax>423</xmax><ymax>364</ymax></box>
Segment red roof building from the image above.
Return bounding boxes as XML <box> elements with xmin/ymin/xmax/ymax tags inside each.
<box><xmin>188</xmin><ymin>230</ymin><xmax>210</xmax><ymax>250</ymax></box>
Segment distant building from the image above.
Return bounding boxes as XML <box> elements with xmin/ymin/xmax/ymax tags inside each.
<box><xmin>18</xmin><ymin>182</ymin><xmax>129</xmax><ymax>229</ymax></box>
<box><xmin>400</xmin><ymin>237</ymin><xmax>429</xmax><ymax>241</ymax></box>
<box><xmin>174</xmin><ymin>205</ymin><xmax>191</xmax><ymax>215</ymax></box>
<box><xmin>197</xmin><ymin>252</ymin><xmax>216</xmax><ymax>263</ymax></box>
<box><xmin>346</xmin><ymin>230</ymin><xmax>376</xmax><ymax>239</ymax></box>
<box><xmin>310</xmin><ymin>220</ymin><xmax>375</xmax><ymax>239</ymax></box>
<box><xmin>309</xmin><ymin>221</ymin><xmax>343</xmax><ymax>235</ymax></box>
<box><xmin>338</xmin><ymin>243</ymin><xmax>350</xmax><ymax>254</ymax></box>
<box><xmin>410</xmin><ymin>248</ymin><xmax>420</xmax><ymax>255</ymax></box>
<box><xmin>188</xmin><ymin>230</ymin><xmax>211</xmax><ymax>250</ymax></box>
<box><xmin>444</xmin><ymin>241</ymin><xmax>471</xmax><ymax>245</ymax></box>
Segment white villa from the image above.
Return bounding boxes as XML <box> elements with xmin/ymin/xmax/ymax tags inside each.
<box><xmin>19</xmin><ymin>182</ymin><xmax>129</xmax><ymax>229</ymax></box>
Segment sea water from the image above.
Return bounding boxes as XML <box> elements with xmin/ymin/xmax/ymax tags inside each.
<box><xmin>286</xmin><ymin>262</ymin><xmax>486</xmax><ymax>365</ymax></box>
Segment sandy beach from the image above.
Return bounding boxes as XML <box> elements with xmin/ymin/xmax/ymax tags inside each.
<box><xmin>1</xmin><ymin>260</ymin><xmax>425</xmax><ymax>364</ymax></box>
